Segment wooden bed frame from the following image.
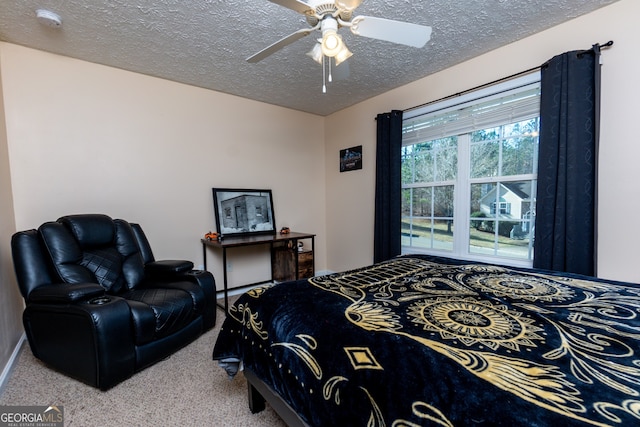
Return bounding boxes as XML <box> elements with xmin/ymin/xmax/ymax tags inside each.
<box><xmin>245</xmin><ymin>368</ymin><xmax>309</xmax><ymax>427</ymax></box>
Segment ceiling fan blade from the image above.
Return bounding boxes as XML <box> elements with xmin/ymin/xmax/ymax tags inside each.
<box><xmin>247</xmin><ymin>28</ymin><xmax>313</xmax><ymax>63</ymax></box>
<box><xmin>268</xmin><ymin>0</ymin><xmax>314</xmax><ymax>15</ymax></box>
<box><xmin>350</xmin><ymin>16</ymin><xmax>432</xmax><ymax>48</ymax></box>
<box><xmin>336</xmin><ymin>0</ymin><xmax>363</xmax><ymax>11</ymax></box>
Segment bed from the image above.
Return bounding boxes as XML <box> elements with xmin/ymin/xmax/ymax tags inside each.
<box><xmin>212</xmin><ymin>254</ymin><xmax>640</xmax><ymax>426</ymax></box>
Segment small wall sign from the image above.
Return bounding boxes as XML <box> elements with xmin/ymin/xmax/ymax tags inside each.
<box><xmin>340</xmin><ymin>145</ymin><xmax>362</xmax><ymax>172</ymax></box>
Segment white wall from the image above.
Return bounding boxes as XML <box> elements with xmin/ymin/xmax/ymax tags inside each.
<box><xmin>0</xmin><ymin>42</ymin><xmax>327</xmax><ymax>289</ymax></box>
<box><xmin>0</xmin><ymin>46</ymin><xmax>24</xmax><ymax>388</ymax></box>
<box><xmin>324</xmin><ymin>0</ymin><xmax>640</xmax><ymax>282</ymax></box>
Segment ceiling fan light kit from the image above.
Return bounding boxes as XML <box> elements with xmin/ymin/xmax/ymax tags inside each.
<box><xmin>249</xmin><ymin>0</ymin><xmax>432</xmax><ymax>92</ymax></box>
<box><xmin>307</xmin><ymin>42</ymin><xmax>324</xmax><ymax>64</ymax></box>
<box><xmin>320</xmin><ymin>18</ymin><xmax>343</xmax><ymax>57</ymax></box>
<box><xmin>334</xmin><ymin>44</ymin><xmax>352</xmax><ymax>66</ymax></box>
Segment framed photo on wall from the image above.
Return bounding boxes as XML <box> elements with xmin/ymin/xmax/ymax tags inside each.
<box><xmin>212</xmin><ymin>188</ymin><xmax>276</xmax><ymax>238</ymax></box>
<box><xmin>340</xmin><ymin>145</ymin><xmax>362</xmax><ymax>172</ymax></box>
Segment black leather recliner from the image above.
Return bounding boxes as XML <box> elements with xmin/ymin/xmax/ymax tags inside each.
<box><xmin>11</xmin><ymin>214</ymin><xmax>216</xmax><ymax>390</ymax></box>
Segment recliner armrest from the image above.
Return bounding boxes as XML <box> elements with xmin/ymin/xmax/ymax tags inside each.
<box><xmin>145</xmin><ymin>260</ymin><xmax>194</xmax><ymax>276</ymax></box>
<box><xmin>28</xmin><ymin>283</ymin><xmax>105</xmax><ymax>304</ymax></box>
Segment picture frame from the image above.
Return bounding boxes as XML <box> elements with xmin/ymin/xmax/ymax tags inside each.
<box><xmin>340</xmin><ymin>145</ymin><xmax>362</xmax><ymax>172</ymax></box>
<box><xmin>212</xmin><ymin>188</ymin><xmax>276</xmax><ymax>238</ymax></box>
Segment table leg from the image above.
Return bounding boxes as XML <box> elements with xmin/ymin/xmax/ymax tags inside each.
<box><xmin>223</xmin><ymin>247</ymin><xmax>229</xmax><ymax>314</ymax></box>
<box><xmin>294</xmin><ymin>238</ymin><xmax>300</xmax><ymax>280</ymax></box>
<box><xmin>202</xmin><ymin>242</ymin><xmax>207</xmax><ymax>270</ymax></box>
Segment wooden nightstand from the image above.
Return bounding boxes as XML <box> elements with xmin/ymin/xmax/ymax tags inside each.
<box><xmin>272</xmin><ymin>237</ymin><xmax>315</xmax><ymax>282</ymax></box>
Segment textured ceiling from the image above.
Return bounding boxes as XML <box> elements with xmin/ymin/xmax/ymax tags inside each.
<box><xmin>0</xmin><ymin>0</ymin><xmax>620</xmax><ymax>116</ymax></box>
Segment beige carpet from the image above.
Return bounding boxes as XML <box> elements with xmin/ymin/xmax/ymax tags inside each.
<box><xmin>0</xmin><ymin>308</ymin><xmax>287</xmax><ymax>426</ymax></box>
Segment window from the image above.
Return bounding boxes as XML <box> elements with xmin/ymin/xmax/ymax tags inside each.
<box><xmin>491</xmin><ymin>202</ymin><xmax>511</xmax><ymax>215</ymax></box>
<box><xmin>401</xmin><ymin>74</ymin><xmax>540</xmax><ymax>266</ymax></box>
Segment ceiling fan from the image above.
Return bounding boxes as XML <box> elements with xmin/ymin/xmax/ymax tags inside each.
<box><xmin>247</xmin><ymin>0</ymin><xmax>432</xmax><ymax>90</ymax></box>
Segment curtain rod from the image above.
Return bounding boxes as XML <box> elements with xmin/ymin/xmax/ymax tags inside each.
<box><xmin>403</xmin><ymin>40</ymin><xmax>614</xmax><ymax>115</ymax></box>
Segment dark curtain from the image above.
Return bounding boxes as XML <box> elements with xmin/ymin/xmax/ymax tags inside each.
<box><xmin>534</xmin><ymin>46</ymin><xmax>603</xmax><ymax>276</ymax></box>
<box><xmin>374</xmin><ymin>110</ymin><xmax>403</xmax><ymax>263</ymax></box>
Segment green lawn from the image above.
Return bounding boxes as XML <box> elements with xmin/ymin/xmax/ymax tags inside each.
<box><xmin>402</xmin><ymin>220</ymin><xmax>530</xmax><ymax>249</ymax></box>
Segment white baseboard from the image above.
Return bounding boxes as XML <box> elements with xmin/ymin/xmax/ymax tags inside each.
<box><xmin>0</xmin><ymin>333</ymin><xmax>26</xmax><ymax>395</ymax></box>
<box><xmin>315</xmin><ymin>269</ymin><xmax>334</xmax><ymax>276</ymax></box>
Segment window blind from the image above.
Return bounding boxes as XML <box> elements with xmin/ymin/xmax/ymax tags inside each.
<box><xmin>403</xmin><ymin>81</ymin><xmax>540</xmax><ymax>146</ymax></box>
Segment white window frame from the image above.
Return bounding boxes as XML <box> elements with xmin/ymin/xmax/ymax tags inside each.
<box><xmin>491</xmin><ymin>202</ymin><xmax>511</xmax><ymax>215</ymax></box>
<box><xmin>402</xmin><ymin>73</ymin><xmax>540</xmax><ymax>268</ymax></box>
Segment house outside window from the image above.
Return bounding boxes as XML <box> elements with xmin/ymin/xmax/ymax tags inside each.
<box><xmin>401</xmin><ymin>73</ymin><xmax>540</xmax><ymax>267</ymax></box>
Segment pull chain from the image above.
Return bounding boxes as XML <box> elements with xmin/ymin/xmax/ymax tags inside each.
<box><xmin>322</xmin><ymin>55</ymin><xmax>327</xmax><ymax>93</ymax></box>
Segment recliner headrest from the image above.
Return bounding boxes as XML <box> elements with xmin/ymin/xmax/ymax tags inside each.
<box><xmin>58</xmin><ymin>214</ymin><xmax>116</xmax><ymax>248</ymax></box>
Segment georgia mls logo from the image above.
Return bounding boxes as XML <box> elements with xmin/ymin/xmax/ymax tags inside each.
<box><xmin>0</xmin><ymin>405</ymin><xmax>63</xmax><ymax>427</ymax></box>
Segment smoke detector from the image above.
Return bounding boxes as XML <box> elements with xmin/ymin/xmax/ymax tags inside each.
<box><xmin>36</xmin><ymin>9</ymin><xmax>62</xmax><ymax>28</ymax></box>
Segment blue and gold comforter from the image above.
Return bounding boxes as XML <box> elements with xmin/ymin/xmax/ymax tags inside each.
<box><xmin>212</xmin><ymin>255</ymin><xmax>640</xmax><ymax>426</ymax></box>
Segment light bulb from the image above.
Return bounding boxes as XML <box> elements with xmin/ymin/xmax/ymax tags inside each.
<box><xmin>320</xmin><ymin>17</ymin><xmax>343</xmax><ymax>57</ymax></box>
<box><xmin>321</xmin><ymin>32</ymin><xmax>343</xmax><ymax>57</ymax></box>
<box><xmin>324</xmin><ymin>34</ymin><xmax>339</xmax><ymax>50</ymax></box>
